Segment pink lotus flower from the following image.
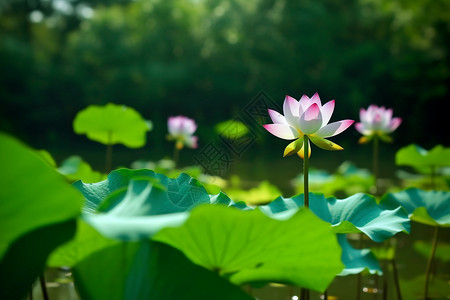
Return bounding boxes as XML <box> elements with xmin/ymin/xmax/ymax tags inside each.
<box><xmin>355</xmin><ymin>105</ymin><xmax>402</xmax><ymax>143</ymax></box>
<box><xmin>264</xmin><ymin>93</ymin><xmax>354</xmax><ymax>158</ymax></box>
<box><xmin>167</xmin><ymin>116</ymin><xmax>198</xmax><ymax>149</ymax></box>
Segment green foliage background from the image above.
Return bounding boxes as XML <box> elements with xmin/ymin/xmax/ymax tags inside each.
<box><xmin>0</xmin><ymin>0</ymin><xmax>449</xmax><ymax>163</ymax></box>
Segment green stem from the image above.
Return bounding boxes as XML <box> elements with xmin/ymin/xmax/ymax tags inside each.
<box><xmin>301</xmin><ymin>136</ymin><xmax>310</xmax><ymax>300</ymax></box>
<box><xmin>173</xmin><ymin>144</ymin><xmax>180</xmax><ymax>168</ymax></box>
<box><xmin>424</xmin><ymin>226</ymin><xmax>439</xmax><ymax>300</ymax></box>
<box><xmin>247</xmin><ymin>284</ymin><xmax>253</xmax><ymax>297</ymax></box>
<box><xmin>392</xmin><ymin>258</ymin><xmax>402</xmax><ymax>300</ymax></box>
<box><xmin>356</xmin><ymin>271</ymin><xmax>362</xmax><ymax>300</ymax></box>
<box><xmin>430</xmin><ymin>165</ymin><xmax>436</xmax><ymax>190</ymax></box>
<box><xmin>39</xmin><ymin>274</ymin><xmax>49</xmax><ymax>300</ymax></box>
<box><xmin>105</xmin><ymin>130</ymin><xmax>113</xmax><ymax>173</ymax></box>
<box><xmin>300</xmin><ymin>288</ymin><xmax>309</xmax><ymax>300</ymax></box>
<box><xmin>372</xmin><ymin>136</ymin><xmax>379</xmax><ymax>195</ymax></box>
<box><xmin>303</xmin><ymin>136</ymin><xmax>309</xmax><ymax>208</ymax></box>
<box><xmin>356</xmin><ymin>233</ymin><xmax>363</xmax><ymax>300</ymax></box>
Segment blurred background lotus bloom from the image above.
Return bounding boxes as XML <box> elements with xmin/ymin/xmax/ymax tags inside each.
<box><xmin>167</xmin><ymin>115</ymin><xmax>198</xmax><ymax>150</ymax></box>
<box><xmin>355</xmin><ymin>105</ymin><xmax>402</xmax><ymax>144</ymax></box>
<box><xmin>264</xmin><ymin>93</ymin><xmax>354</xmax><ymax>158</ymax></box>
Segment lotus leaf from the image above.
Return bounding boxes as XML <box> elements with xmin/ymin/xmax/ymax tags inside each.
<box><xmin>154</xmin><ymin>205</ymin><xmax>344</xmax><ymax>292</ymax></box>
<box><xmin>259</xmin><ymin>192</ymin><xmax>410</xmax><ymax>242</ymax></box>
<box><xmin>414</xmin><ymin>240</ymin><xmax>450</xmax><ymax>262</ymax></box>
<box><xmin>72</xmin><ymin>240</ymin><xmax>253</xmax><ymax>300</ymax></box>
<box><xmin>337</xmin><ymin>234</ymin><xmax>382</xmax><ymax>276</ymax></box>
<box><xmin>215</xmin><ymin>119</ymin><xmax>250</xmax><ymax>139</ymax></box>
<box><xmin>396</xmin><ymin>144</ymin><xmax>450</xmax><ymax>172</ymax></box>
<box><xmin>380</xmin><ymin>188</ymin><xmax>450</xmax><ymax>227</ymax></box>
<box><xmin>73</xmin><ymin>103</ymin><xmax>150</xmax><ymax>148</ymax></box>
<box><xmin>58</xmin><ymin>155</ymin><xmax>106</xmax><ymax>183</ymax></box>
<box><xmin>73</xmin><ymin>169</ymin><xmax>231</xmax><ymax>239</ymax></box>
<box><xmin>225</xmin><ymin>181</ymin><xmax>282</xmax><ymax>205</ymax></box>
<box><xmin>0</xmin><ymin>133</ymin><xmax>83</xmax><ymax>299</ymax></box>
<box><xmin>47</xmin><ymin>219</ymin><xmax>118</xmax><ymax>268</ymax></box>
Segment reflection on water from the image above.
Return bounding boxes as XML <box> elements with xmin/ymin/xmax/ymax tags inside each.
<box><xmin>31</xmin><ymin>268</ymin><xmax>79</xmax><ymax>300</ymax></box>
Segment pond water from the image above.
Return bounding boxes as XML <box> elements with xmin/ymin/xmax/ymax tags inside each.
<box><xmin>31</xmin><ymin>145</ymin><xmax>448</xmax><ymax>300</ymax></box>
<box><xmin>29</xmin><ymin>221</ymin><xmax>449</xmax><ymax>300</ymax></box>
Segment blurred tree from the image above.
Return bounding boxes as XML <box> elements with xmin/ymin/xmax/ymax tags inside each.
<box><xmin>0</xmin><ymin>0</ymin><xmax>448</xmax><ymax>160</ymax></box>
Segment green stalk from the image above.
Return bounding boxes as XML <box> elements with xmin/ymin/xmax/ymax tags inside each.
<box><xmin>39</xmin><ymin>274</ymin><xmax>49</xmax><ymax>300</ymax></box>
<box><xmin>303</xmin><ymin>136</ymin><xmax>309</xmax><ymax>208</ymax></box>
<box><xmin>173</xmin><ymin>144</ymin><xmax>180</xmax><ymax>168</ymax></box>
<box><xmin>247</xmin><ymin>284</ymin><xmax>253</xmax><ymax>297</ymax></box>
<box><xmin>301</xmin><ymin>136</ymin><xmax>310</xmax><ymax>300</ymax></box>
<box><xmin>105</xmin><ymin>130</ymin><xmax>113</xmax><ymax>173</ymax></box>
<box><xmin>356</xmin><ymin>265</ymin><xmax>362</xmax><ymax>300</ymax></box>
<box><xmin>303</xmin><ymin>136</ymin><xmax>310</xmax><ymax>300</ymax></box>
<box><xmin>356</xmin><ymin>232</ymin><xmax>363</xmax><ymax>300</ymax></box>
<box><xmin>300</xmin><ymin>288</ymin><xmax>309</xmax><ymax>300</ymax></box>
<box><xmin>392</xmin><ymin>258</ymin><xmax>402</xmax><ymax>300</ymax></box>
<box><xmin>372</xmin><ymin>136</ymin><xmax>379</xmax><ymax>195</ymax></box>
<box><xmin>430</xmin><ymin>165</ymin><xmax>436</xmax><ymax>190</ymax></box>
<box><xmin>424</xmin><ymin>226</ymin><xmax>439</xmax><ymax>300</ymax></box>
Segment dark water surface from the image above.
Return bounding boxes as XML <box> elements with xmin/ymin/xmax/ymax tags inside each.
<box><xmin>31</xmin><ymin>143</ymin><xmax>449</xmax><ymax>300</ymax></box>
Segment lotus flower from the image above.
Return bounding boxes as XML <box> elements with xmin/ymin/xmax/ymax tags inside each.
<box><xmin>263</xmin><ymin>93</ymin><xmax>354</xmax><ymax>158</ymax></box>
<box><xmin>355</xmin><ymin>105</ymin><xmax>402</xmax><ymax>143</ymax></box>
<box><xmin>167</xmin><ymin>116</ymin><xmax>198</xmax><ymax>149</ymax></box>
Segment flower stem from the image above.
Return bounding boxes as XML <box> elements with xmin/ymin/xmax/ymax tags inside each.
<box><xmin>372</xmin><ymin>136</ymin><xmax>379</xmax><ymax>195</ymax></box>
<box><xmin>105</xmin><ymin>130</ymin><xmax>113</xmax><ymax>173</ymax></box>
<box><xmin>39</xmin><ymin>274</ymin><xmax>49</xmax><ymax>300</ymax></box>
<box><xmin>302</xmin><ymin>136</ymin><xmax>310</xmax><ymax>300</ymax></box>
<box><xmin>303</xmin><ymin>136</ymin><xmax>309</xmax><ymax>208</ymax></box>
<box><xmin>300</xmin><ymin>288</ymin><xmax>309</xmax><ymax>300</ymax></box>
<box><xmin>430</xmin><ymin>165</ymin><xmax>436</xmax><ymax>190</ymax></box>
<box><xmin>392</xmin><ymin>257</ymin><xmax>402</xmax><ymax>300</ymax></box>
<box><xmin>424</xmin><ymin>226</ymin><xmax>439</xmax><ymax>300</ymax></box>
<box><xmin>173</xmin><ymin>144</ymin><xmax>180</xmax><ymax>168</ymax></box>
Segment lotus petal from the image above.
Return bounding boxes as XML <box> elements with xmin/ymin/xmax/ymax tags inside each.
<box><xmin>263</xmin><ymin>124</ymin><xmax>298</xmax><ymax>140</ymax></box>
<box><xmin>299</xmin><ymin>104</ymin><xmax>323</xmax><ymax>134</ymax></box>
<box><xmin>316</xmin><ymin>120</ymin><xmax>354</xmax><ymax>138</ymax></box>
<box><xmin>268</xmin><ymin>109</ymin><xmax>287</xmax><ymax>124</ymax></box>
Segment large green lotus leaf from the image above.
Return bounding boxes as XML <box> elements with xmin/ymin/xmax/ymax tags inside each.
<box><xmin>0</xmin><ymin>220</ymin><xmax>76</xmax><ymax>300</ymax></box>
<box><xmin>225</xmin><ymin>181</ymin><xmax>282</xmax><ymax>206</ymax></box>
<box><xmin>73</xmin><ymin>103</ymin><xmax>150</xmax><ymax>148</ymax></box>
<box><xmin>73</xmin><ymin>168</ymin><xmax>160</xmax><ymax>214</ymax></box>
<box><xmin>215</xmin><ymin>119</ymin><xmax>250</xmax><ymax>139</ymax></box>
<box><xmin>73</xmin><ymin>240</ymin><xmax>253</xmax><ymax>300</ymax></box>
<box><xmin>380</xmin><ymin>188</ymin><xmax>450</xmax><ymax>227</ymax></box>
<box><xmin>58</xmin><ymin>155</ymin><xmax>106</xmax><ymax>183</ymax></box>
<box><xmin>400</xmin><ymin>274</ymin><xmax>450</xmax><ymax>300</ymax></box>
<box><xmin>396</xmin><ymin>144</ymin><xmax>450</xmax><ymax>171</ymax></box>
<box><xmin>35</xmin><ymin>149</ymin><xmax>57</xmax><ymax>167</ymax></box>
<box><xmin>0</xmin><ymin>133</ymin><xmax>83</xmax><ymax>299</ymax></box>
<box><xmin>0</xmin><ymin>133</ymin><xmax>83</xmax><ymax>258</ymax></box>
<box><xmin>337</xmin><ymin>234</ymin><xmax>382</xmax><ymax>276</ymax></box>
<box><xmin>47</xmin><ymin>219</ymin><xmax>118</xmax><ymax>268</ymax></box>
<box><xmin>258</xmin><ymin>193</ymin><xmax>410</xmax><ymax>242</ymax></box>
<box><xmin>154</xmin><ymin>205</ymin><xmax>344</xmax><ymax>292</ymax></box>
<box><xmin>74</xmin><ymin>169</ymin><xmax>231</xmax><ymax>240</ymax></box>
<box><xmin>414</xmin><ymin>240</ymin><xmax>450</xmax><ymax>262</ymax></box>
<box><xmin>74</xmin><ymin>168</ymin><xmax>220</xmax><ymax>213</ymax></box>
